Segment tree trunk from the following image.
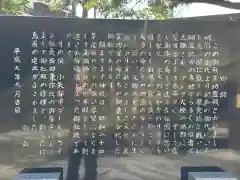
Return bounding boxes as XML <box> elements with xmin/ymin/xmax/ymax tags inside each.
<box><xmin>82</xmin><ymin>8</ymin><xmax>88</xmax><ymax>18</ymax></box>
<box><xmin>82</xmin><ymin>0</ymin><xmax>88</xmax><ymax>18</ymax></box>
<box><xmin>0</xmin><ymin>0</ymin><xmax>5</xmax><ymax>9</ymax></box>
<box><xmin>71</xmin><ymin>0</ymin><xmax>77</xmax><ymax>16</ymax></box>
<box><xmin>93</xmin><ymin>7</ymin><xmax>96</xmax><ymax>18</ymax></box>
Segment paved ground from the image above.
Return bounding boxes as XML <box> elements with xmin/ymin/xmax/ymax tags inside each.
<box><xmin>0</xmin><ymin>128</ymin><xmax>239</xmax><ymax>180</ymax></box>
<box><xmin>1</xmin><ymin>150</ymin><xmax>240</xmax><ymax>180</ymax></box>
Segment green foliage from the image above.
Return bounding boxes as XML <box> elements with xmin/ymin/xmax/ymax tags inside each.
<box><xmin>149</xmin><ymin>3</ymin><xmax>170</xmax><ymax>20</ymax></box>
<box><xmin>0</xmin><ymin>0</ymin><xmax>31</xmax><ymax>15</ymax></box>
<box><xmin>42</xmin><ymin>0</ymin><xmax>65</xmax><ymax>11</ymax></box>
<box><xmin>83</xmin><ymin>0</ymin><xmax>101</xmax><ymax>9</ymax></box>
<box><xmin>2</xmin><ymin>0</ymin><xmax>240</xmax><ymax>17</ymax></box>
<box><xmin>0</xmin><ymin>0</ymin><xmax>66</xmax><ymax>15</ymax></box>
<box><xmin>0</xmin><ymin>0</ymin><xmax>171</xmax><ymax>19</ymax></box>
<box><xmin>83</xmin><ymin>0</ymin><xmax>170</xmax><ymax>19</ymax></box>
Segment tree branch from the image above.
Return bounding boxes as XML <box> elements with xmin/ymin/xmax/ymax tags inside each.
<box><xmin>176</xmin><ymin>0</ymin><xmax>240</xmax><ymax>10</ymax></box>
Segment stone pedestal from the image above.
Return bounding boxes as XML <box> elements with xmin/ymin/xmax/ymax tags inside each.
<box><xmin>181</xmin><ymin>166</ymin><xmax>225</xmax><ymax>180</ymax></box>
<box><xmin>15</xmin><ymin>167</ymin><xmax>63</xmax><ymax>180</ymax></box>
<box><xmin>188</xmin><ymin>172</ymin><xmax>238</xmax><ymax>180</ymax></box>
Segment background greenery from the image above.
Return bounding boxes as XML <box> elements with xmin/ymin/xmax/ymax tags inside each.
<box><xmin>1</xmin><ymin>0</ymin><xmax>240</xmax><ymax>19</ymax></box>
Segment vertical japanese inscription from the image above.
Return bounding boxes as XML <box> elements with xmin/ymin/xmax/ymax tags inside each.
<box><xmin>14</xmin><ymin>47</ymin><xmax>21</xmax><ymax>115</ymax></box>
<box><xmin>15</xmin><ymin>23</ymin><xmax>229</xmax><ymax>157</ymax></box>
<box><xmin>30</xmin><ymin>31</ymin><xmax>66</xmax><ymax>156</ymax></box>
